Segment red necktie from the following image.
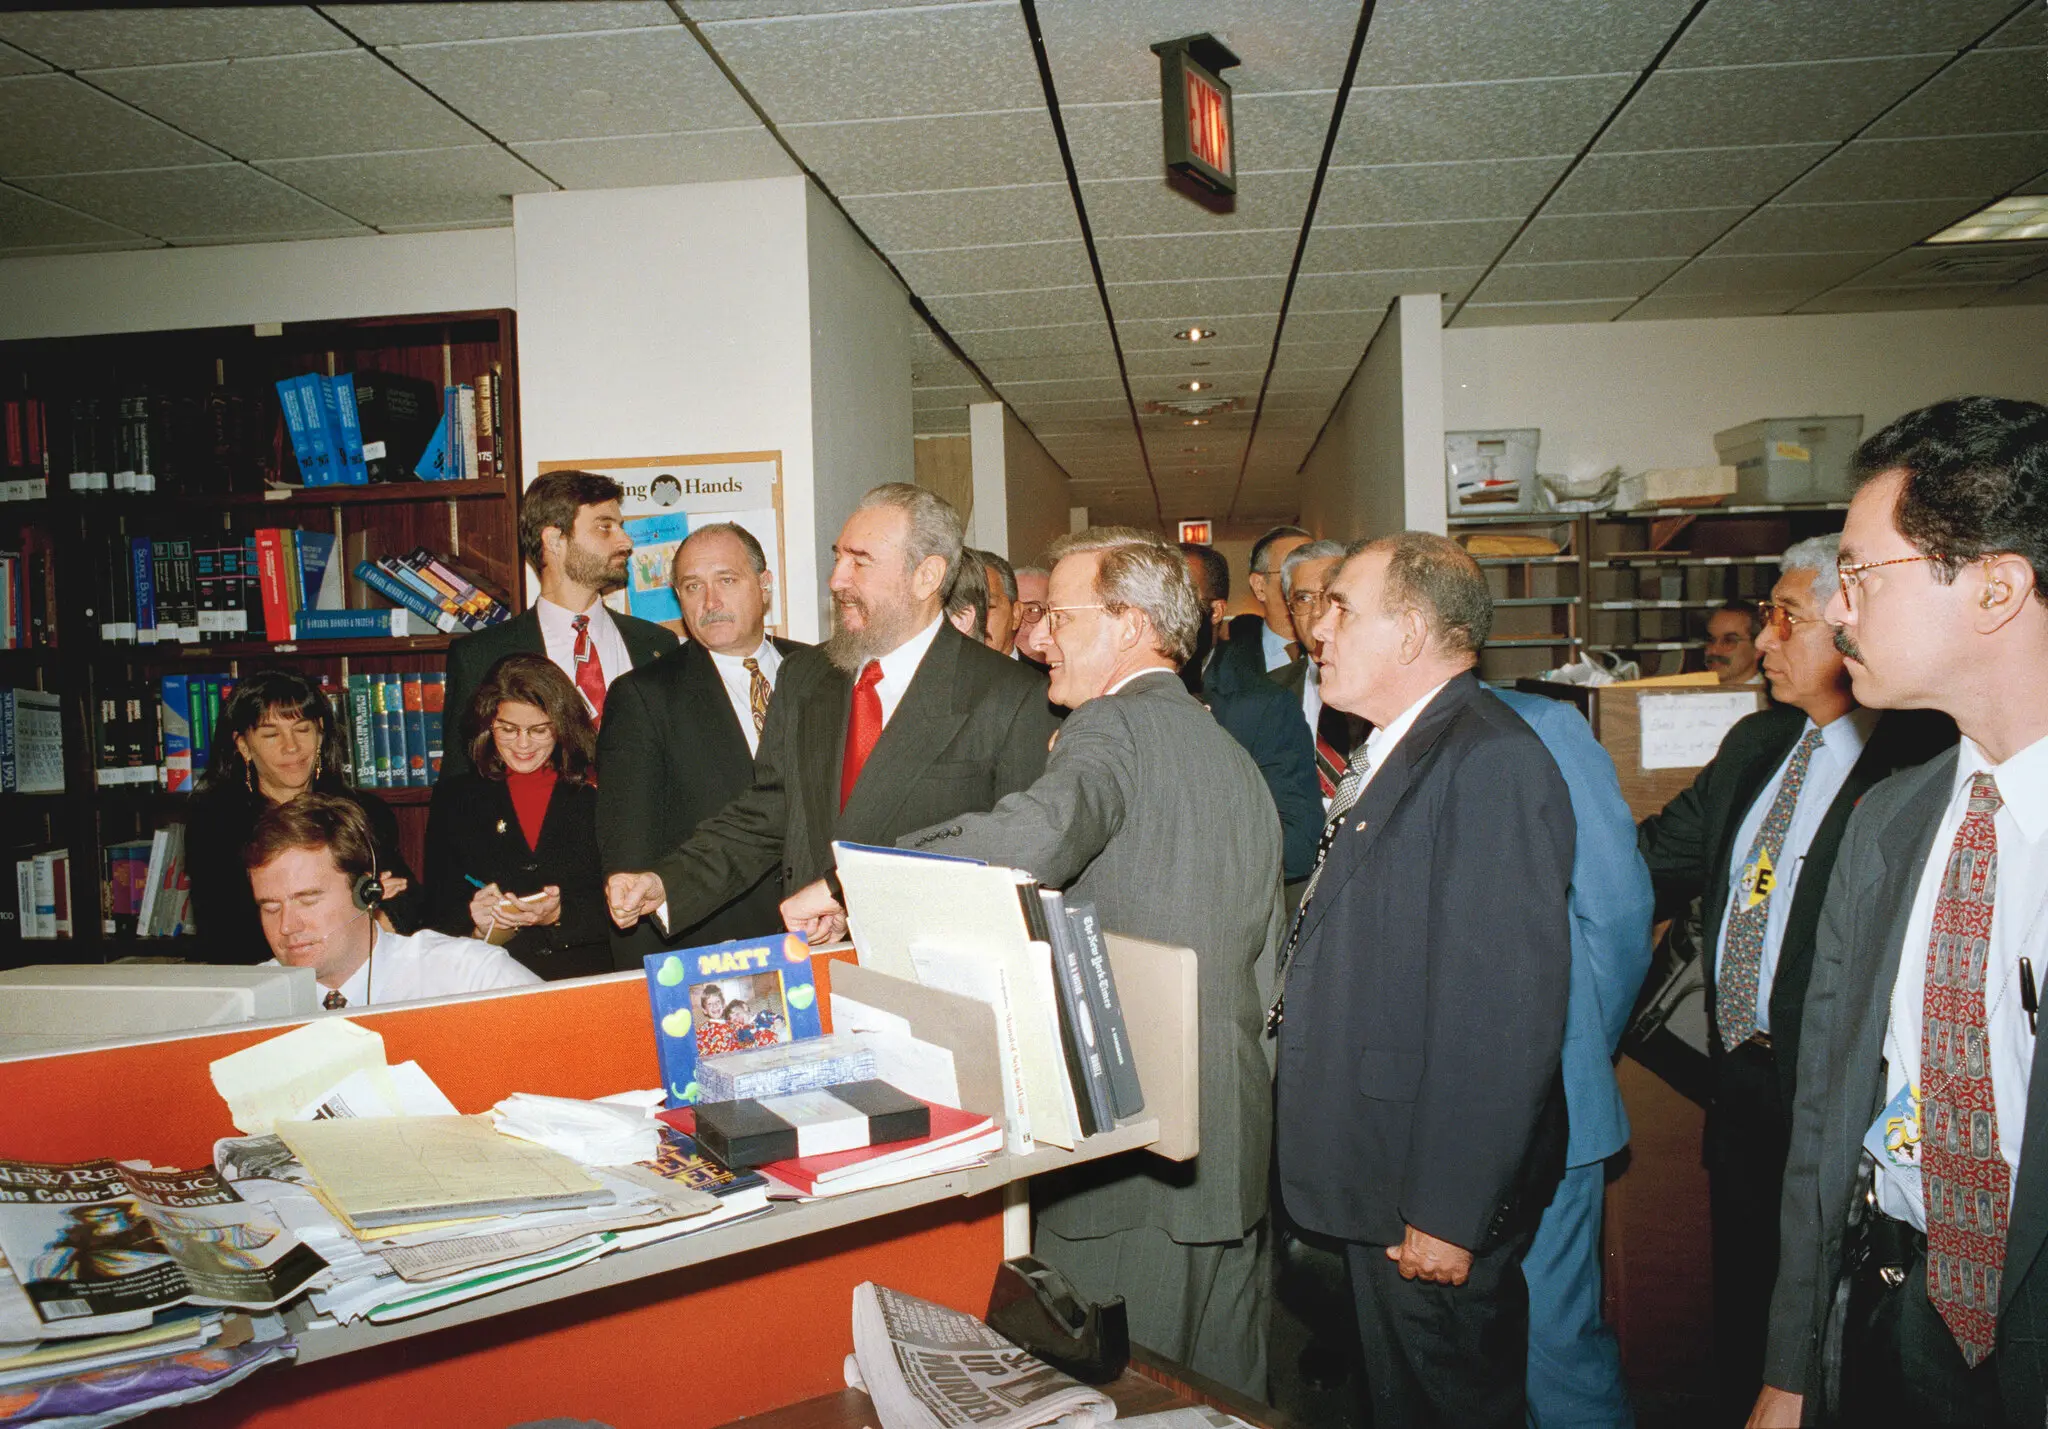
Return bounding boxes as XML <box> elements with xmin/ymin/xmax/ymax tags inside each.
<box><xmin>839</xmin><ymin>661</ymin><xmax>884</xmax><ymax>811</ymax></box>
<box><xmin>571</xmin><ymin>614</ymin><xmax>607</xmax><ymax>725</ymax></box>
<box><xmin>1921</xmin><ymin>771</ymin><xmax>2006</xmax><ymax>1366</ymax></box>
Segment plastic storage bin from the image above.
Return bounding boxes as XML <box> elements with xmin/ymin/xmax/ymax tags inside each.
<box><xmin>1446</xmin><ymin>429</ymin><xmax>1539</xmax><ymax>515</ymax></box>
<box><xmin>1713</xmin><ymin>416</ymin><xmax>1864</xmax><ymax>503</ymax></box>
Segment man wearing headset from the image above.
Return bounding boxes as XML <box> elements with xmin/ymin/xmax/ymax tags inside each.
<box><xmin>248</xmin><ymin>794</ymin><xmax>539</xmax><ymax>1008</ymax></box>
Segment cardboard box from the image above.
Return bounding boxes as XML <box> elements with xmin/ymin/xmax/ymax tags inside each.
<box><xmin>1617</xmin><ymin>465</ymin><xmax>1738</xmax><ymax>510</ymax></box>
<box><xmin>1714</xmin><ymin>416</ymin><xmax>1864</xmax><ymax>503</ymax></box>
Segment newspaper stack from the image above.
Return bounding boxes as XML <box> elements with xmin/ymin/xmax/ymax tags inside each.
<box><xmin>845</xmin><ymin>1282</ymin><xmax>1116</xmax><ymax>1429</ymax></box>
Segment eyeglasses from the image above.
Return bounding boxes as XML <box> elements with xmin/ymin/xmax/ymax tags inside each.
<box><xmin>1287</xmin><ymin>590</ymin><xmax>1330</xmax><ymax>612</ymax></box>
<box><xmin>1014</xmin><ymin>600</ymin><xmax>1047</xmax><ymax>625</ymax></box>
<box><xmin>1045</xmin><ymin>603</ymin><xmax>1109</xmax><ymax>633</ymax></box>
<box><xmin>492</xmin><ymin>720</ymin><xmax>556</xmax><ymax>745</ymax></box>
<box><xmin>1836</xmin><ymin>554</ymin><xmax>1939</xmax><ymax>613</ymax></box>
<box><xmin>1756</xmin><ymin>600</ymin><xmax>1825</xmax><ymax>641</ymax></box>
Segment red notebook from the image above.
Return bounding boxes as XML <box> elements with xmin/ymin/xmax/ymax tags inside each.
<box><xmin>660</xmin><ymin>1097</ymin><xmax>1000</xmax><ymax>1196</ymax></box>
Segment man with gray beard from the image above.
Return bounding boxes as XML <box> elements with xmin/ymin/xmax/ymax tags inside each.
<box><xmin>606</xmin><ymin>483</ymin><xmax>1058</xmax><ymax>939</ymax></box>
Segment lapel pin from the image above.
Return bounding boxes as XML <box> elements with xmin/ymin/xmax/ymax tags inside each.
<box><xmin>496</xmin><ymin>818</ymin><xmax>508</xmax><ymax>835</ymax></box>
<box><xmin>1354</xmin><ymin>820</ymin><xmax>1368</xmax><ymax>832</ymax></box>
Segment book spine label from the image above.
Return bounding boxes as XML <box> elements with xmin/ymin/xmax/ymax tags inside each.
<box><xmin>1043</xmin><ymin>890</ymin><xmax>1115</xmax><ymax>1134</ymax></box>
<box><xmin>275</xmin><ymin>377</ymin><xmax>319</xmax><ymax>485</ymax></box>
<box><xmin>130</xmin><ymin>537</ymin><xmax>158</xmax><ymax>645</ymax></box>
<box><xmin>159</xmin><ymin>674</ymin><xmax>192</xmax><ymax>792</ymax></box>
<box><xmin>352</xmin><ymin>561</ymin><xmax>460</xmax><ymax>634</ymax></box>
<box><xmin>347</xmin><ymin>676</ymin><xmax>375</xmax><ymax>788</ymax></box>
<box><xmin>368</xmin><ymin>676</ymin><xmax>392</xmax><ymax>788</ymax></box>
<box><xmin>330</xmin><ymin>374</ymin><xmax>370</xmax><ymax>485</ymax></box>
<box><xmin>402</xmin><ymin>673</ymin><xmax>428</xmax><ymax>787</ymax></box>
<box><xmin>422</xmin><ymin>672</ymin><xmax>446</xmax><ymax>782</ymax></box>
<box><xmin>256</xmin><ymin>530</ymin><xmax>292</xmax><ymax>644</ymax></box>
<box><xmin>1068</xmin><ymin>903</ymin><xmax>1144</xmax><ymax>1118</ymax></box>
<box><xmin>295</xmin><ymin>609</ymin><xmax>410</xmax><ymax>639</ymax></box>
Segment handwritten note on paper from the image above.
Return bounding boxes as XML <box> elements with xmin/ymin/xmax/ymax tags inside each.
<box><xmin>1639</xmin><ymin>691</ymin><xmax>1761</xmax><ymax>770</ymax></box>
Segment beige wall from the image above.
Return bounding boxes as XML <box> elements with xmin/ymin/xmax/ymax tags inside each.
<box><xmin>1298</xmin><ymin>293</ymin><xmax>1446</xmax><ymax>544</ymax></box>
<box><xmin>914</xmin><ymin>434</ymin><xmax>973</xmax><ymax>520</ymax></box>
<box><xmin>1002</xmin><ymin>407</ymin><xmax>1072</xmax><ymax>568</ymax></box>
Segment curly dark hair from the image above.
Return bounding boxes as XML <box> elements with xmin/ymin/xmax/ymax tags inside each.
<box><xmin>1852</xmin><ymin>397</ymin><xmax>2048</xmax><ymax>604</ymax></box>
<box><xmin>197</xmin><ymin>668</ymin><xmax>352</xmax><ymax>795</ymax></box>
<box><xmin>466</xmin><ymin>653</ymin><xmax>597</xmax><ymax>784</ymax></box>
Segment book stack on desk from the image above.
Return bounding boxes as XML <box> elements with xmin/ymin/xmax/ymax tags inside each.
<box><xmin>662</xmin><ymin>1091</ymin><xmax>1001</xmax><ymax>1200</ymax></box>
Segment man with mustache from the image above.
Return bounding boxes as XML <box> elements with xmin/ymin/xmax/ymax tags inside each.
<box><xmin>1705</xmin><ymin>600</ymin><xmax>1766</xmax><ymax>686</ymax></box>
<box><xmin>442</xmin><ymin>469</ymin><xmax>677</xmax><ymax>777</ymax></box>
<box><xmin>597</xmin><ymin>523</ymin><xmax>809</xmax><ymax>962</ymax></box>
<box><xmin>1638</xmin><ymin>536</ymin><xmax>1953</xmax><ymax>1417</ymax></box>
<box><xmin>605</xmin><ymin>483</ymin><xmax>1057</xmax><ymax>940</ymax></box>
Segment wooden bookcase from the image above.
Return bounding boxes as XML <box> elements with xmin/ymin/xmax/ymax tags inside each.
<box><xmin>0</xmin><ymin>310</ymin><xmax>522</xmax><ymax>969</ymax></box>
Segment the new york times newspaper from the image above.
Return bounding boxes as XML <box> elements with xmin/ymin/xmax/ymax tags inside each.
<box><xmin>847</xmin><ymin>1282</ymin><xmax>1115</xmax><ymax>1429</ymax></box>
<box><xmin>0</xmin><ymin>1157</ymin><xmax>326</xmax><ymax>1329</ymax></box>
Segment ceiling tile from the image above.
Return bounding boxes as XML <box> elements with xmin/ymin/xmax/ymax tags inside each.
<box><xmin>1119</xmin><ymin>311</ymin><xmax>1279</xmax><ymax>352</ymax></box>
<box><xmin>1711</xmin><ymin>198</ymin><xmax>1982</xmax><ymax>254</ymax></box>
<box><xmin>1654</xmin><ymin>251</ymin><xmax>1884</xmax><ymax>294</ymax></box>
<box><xmin>994</xmin><ymin>377</ymin><xmax>1127</xmax><ymax>405</ymax></box>
<box><xmin>1128</xmin><ymin>374</ymin><xmax>1251</xmax><ymax>401</ymax></box>
<box><xmin>1451</xmin><ymin>299</ymin><xmax>1635</xmax><ymax>326</ymax></box>
<box><xmin>844</xmin><ymin>183</ymin><xmax>1078</xmax><ymax>249</ymax></box>
<box><xmin>953</xmin><ymin>323</ymin><xmax>1110</xmax><ymax>360</ymax></box>
<box><xmin>0</xmin><ymin>74</ymin><xmax>225</xmax><ymax>177</ymax></box>
<box><xmin>1601</xmin><ymin>56</ymin><xmax>1946</xmax><ymax>151</ymax></box>
<box><xmin>1551</xmin><ymin>142</ymin><xmax>1833</xmax><ymax>212</ymax></box>
<box><xmin>1665</xmin><ymin>0</ymin><xmax>2014</xmax><ymax>66</ymax></box>
<box><xmin>1315</xmin><ymin>156</ymin><xmax>1569</xmax><ymax>225</ymax></box>
<box><xmin>1110</xmin><ymin>275</ymin><xmax>1287</xmax><ymax>319</ymax></box>
<box><xmin>1060</xmin><ymin>91</ymin><xmax>1333</xmax><ymax>183</ymax></box>
<box><xmin>0</xmin><ymin>235</ymin><xmax>165</xmax><ymax>258</ymax></box>
<box><xmin>1123</xmin><ymin>343</ymin><xmax>1268</xmax><ymax>375</ymax></box>
<box><xmin>893</xmin><ymin>241</ymin><xmax>1093</xmax><ymax>297</ymax></box>
<box><xmin>1335</xmin><ymin>76</ymin><xmax>1635</xmax><ymax>165</ymax></box>
<box><xmin>255</xmin><ymin>146</ymin><xmax>553</xmax><ymax>228</ymax></box>
<box><xmin>1095</xmin><ymin>229</ymin><xmax>1295</xmax><ymax>285</ymax></box>
<box><xmin>1036</xmin><ymin>0</ymin><xmax>1364</xmax><ymax>105</ymax></box>
<box><xmin>977</xmin><ymin>352</ymin><xmax>1117</xmax><ymax>383</ymax></box>
<box><xmin>1269</xmin><ymin>337</ymin><xmax>1365</xmax><ymax>369</ymax></box>
<box><xmin>0</xmin><ymin>41</ymin><xmax>47</xmax><ymax>76</ymax></box>
<box><xmin>1357</xmin><ymin>0</ymin><xmax>1691</xmax><ymax>83</ymax></box>
<box><xmin>1473</xmin><ymin>258</ymin><xmax>1688</xmax><ymax>302</ymax></box>
<box><xmin>515</xmin><ymin>128</ymin><xmax>796</xmax><ymax>188</ymax></box>
<box><xmin>1010</xmin><ymin>398</ymin><xmax>1130</xmax><ymax>422</ymax></box>
<box><xmin>1281</xmin><ymin>309</ymin><xmax>1392</xmax><ymax>343</ymax></box>
<box><xmin>931</xmin><ymin>286</ymin><xmax>1101</xmax><ymax>332</ymax></box>
<box><xmin>1794</xmin><ymin>285</ymin><xmax>2009</xmax><ymax>313</ymax></box>
<box><xmin>0</xmin><ymin>8</ymin><xmax>349</xmax><ymax>67</ymax></box>
<box><xmin>0</xmin><ymin>180</ymin><xmax>150</xmax><ymax>248</ymax></box>
<box><xmin>795</xmin><ymin>109</ymin><xmax>1064</xmax><ymax>195</ymax></box>
<box><xmin>387</xmin><ymin>27</ymin><xmax>758</xmax><ymax>141</ymax></box>
<box><xmin>1866</xmin><ymin>49</ymin><xmax>2048</xmax><ymax>139</ymax></box>
<box><xmin>1970</xmin><ymin>274</ymin><xmax>2048</xmax><ymax>306</ymax></box>
<box><xmin>2024</xmin><ymin>168</ymin><xmax>2048</xmax><ymax>196</ymax></box>
<box><xmin>13</xmin><ymin>164</ymin><xmax>366</xmax><ymax>243</ymax></box>
<box><xmin>1986</xmin><ymin>4</ymin><xmax>2048</xmax><ymax>47</ymax></box>
<box><xmin>698</xmin><ymin>3</ymin><xmax>1040</xmax><ymax>123</ymax></box>
<box><xmin>1505</xmin><ymin>208</ymin><xmax>1746</xmax><ymax>262</ymax></box>
<box><xmin>1302</xmin><ymin>218</ymin><xmax>1519</xmax><ymax>271</ymax></box>
<box><xmin>1782</xmin><ymin>133</ymin><xmax>2048</xmax><ymax>203</ymax></box>
<box><xmin>914</xmin><ymin>407</ymin><xmax>971</xmax><ymax>434</ymax></box>
<box><xmin>90</xmin><ymin>52</ymin><xmax>487</xmax><ymax>161</ymax></box>
<box><xmin>1841</xmin><ymin>241</ymin><xmax>2048</xmax><ymax>288</ymax></box>
<box><xmin>1290</xmin><ymin>267</ymin><xmax>1481</xmax><ymax>310</ymax></box>
<box><xmin>1080</xmin><ymin>170</ymin><xmax>1316</xmax><ymax>239</ymax></box>
<box><xmin>912</xmin><ymin>383</ymin><xmax>980</xmax><ymax>410</ymax></box>
<box><xmin>1619</xmin><ymin>290</ymin><xmax>1813</xmax><ymax>319</ymax></box>
<box><xmin>324</xmin><ymin>3</ymin><xmax>678</xmax><ymax>45</ymax></box>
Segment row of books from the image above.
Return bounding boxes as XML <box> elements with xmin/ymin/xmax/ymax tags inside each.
<box><xmin>9</xmin><ymin>846</ymin><xmax>71</xmax><ymax>939</ymax></box>
<box><xmin>274</xmin><ymin>369</ymin><xmax>499</xmax><ymax>487</ymax></box>
<box><xmin>59</xmin><ymin>388</ymin><xmax>273</xmax><ymax>497</ymax></box>
<box><xmin>341</xmin><ymin>671</ymin><xmax>448</xmax><ymax>790</ymax></box>
<box><xmin>1</xmin><ymin>530</ymin><xmax>57</xmax><ymax>648</ymax></box>
<box><xmin>108</xmin><ymin>828</ymin><xmax>190</xmax><ymax>937</ymax></box>
<box><xmin>0</xmin><ymin>396</ymin><xmax>50</xmax><ymax>500</ymax></box>
<box><xmin>350</xmin><ymin>548</ymin><xmax>512</xmax><ymax>636</ymax></box>
<box><xmin>1</xmin><ymin>687</ymin><xmax>62</xmax><ymax>793</ymax></box>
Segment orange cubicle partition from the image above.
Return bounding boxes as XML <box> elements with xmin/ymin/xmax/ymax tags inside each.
<box><xmin>0</xmin><ymin>972</ymin><xmax>1004</xmax><ymax>1429</ymax></box>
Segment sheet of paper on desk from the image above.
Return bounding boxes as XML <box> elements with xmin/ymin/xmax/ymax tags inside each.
<box><xmin>209</xmin><ymin>1018</ymin><xmax>390</xmax><ymax>1134</ymax></box>
<box><xmin>276</xmin><ymin>1115</ymin><xmax>611</xmax><ymax>1227</ymax></box>
<box><xmin>295</xmin><ymin>1060</ymin><xmax>458</xmax><ymax>1121</ymax></box>
<box><xmin>1638</xmin><ymin>690</ymin><xmax>1759</xmax><ymax>770</ymax></box>
<box><xmin>830</xmin><ymin>997</ymin><xmax>961</xmax><ymax>1109</ymax></box>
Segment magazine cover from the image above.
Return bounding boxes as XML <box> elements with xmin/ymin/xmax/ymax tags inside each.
<box><xmin>645</xmin><ymin>934</ymin><xmax>822</xmax><ymax>1107</ymax></box>
<box><xmin>619</xmin><ymin>511</ymin><xmax>691</xmax><ymax>624</ymax></box>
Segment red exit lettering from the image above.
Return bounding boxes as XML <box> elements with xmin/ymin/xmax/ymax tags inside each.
<box><xmin>1184</xmin><ymin>69</ymin><xmax>1231</xmax><ymax>177</ymax></box>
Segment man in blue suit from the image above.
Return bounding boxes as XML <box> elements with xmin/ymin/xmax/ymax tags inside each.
<box><xmin>1496</xmin><ymin>688</ymin><xmax>1654</xmax><ymax>1428</ymax></box>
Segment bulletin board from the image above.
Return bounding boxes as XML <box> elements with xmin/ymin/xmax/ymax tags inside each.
<box><xmin>537</xmin><ymin>451</ymin><xmax>785</xmax><ymax>634</ymax></box>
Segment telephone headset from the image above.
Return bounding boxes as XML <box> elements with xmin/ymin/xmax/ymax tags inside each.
<box><xmin>318</xmin><ymin>845</ymin><xmax>384</xmax><ymax>1010</ymax></box>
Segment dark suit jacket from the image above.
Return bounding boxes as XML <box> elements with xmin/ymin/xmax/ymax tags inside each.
<box><xmin>422</xmin><ymin>771</ymin><xmax>610</xmax><ymax>980</ymax></box>
<box><xmin>649</xmin><ymin>624</ymin><xmax>1060</xmax><ymax>932</ymax></box>
<box><xmin>1636</xmin><ymin>705</ymin><xmax>1956</xmax><ymax>1111</ymax></box>
<box><xmin>597</xmin><ymin>636</ymin><xmax>807</xmax><ymax>968</ymax></box>
<box><xmin>1766</xmin><ymin>748</ymin><xmax>2048</xmax><ymax>1413</ymax></box>
<box><xmin>1276</xmin><ymin>673</ymin><xmax>1574</xmax><ymax>1251</ymax></box>
<box><xmin>1210</xmin><ymin>611</ymin><xmax>1290</xmax><ymax>695</ymax></box>
<box><xmin>441</xmin><ymin>606</ymin><xmax>679</xmax><ymax>778</ymax></box>
<box><xmin>1204</xmin><ymin>675</ymin><xmax>1321</xmax><ymax>882</ymax></box>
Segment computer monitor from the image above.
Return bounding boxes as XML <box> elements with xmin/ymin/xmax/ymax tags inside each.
<box><xmin>0</xmin><ymin>964</ymin><xmax>320</xmax><ymax>1055</ymax></box>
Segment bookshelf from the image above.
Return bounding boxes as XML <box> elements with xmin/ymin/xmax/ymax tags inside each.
<box><xmin>0</xmin><ymin>309</ymin><xmax>522</xmax><ymax>969</ymax></box>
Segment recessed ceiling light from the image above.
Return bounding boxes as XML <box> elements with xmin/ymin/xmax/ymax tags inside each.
<box><xmin>1181</xmin><ymin>380</ymin><xmax>1209</xmax><ymax>392</ymax></box>
<box><xmin>1926</xmin><ymin>194</ymin><xmax>2048</xmax><ymax>244</ymax></box>
<box><xmin>1174</xmin><ymin>327</ymin><xmax>1216</xmax><ymax>342</ymax></box>
<box><xmin>1182</xmin><ymin>446</ymin><xmax>1206</xmax><ymax>453</ymax></box>
<box><xmin>1185</xmin><ymin>418</ymin><xmax>1208</xmax><ymax>426</ymax></box>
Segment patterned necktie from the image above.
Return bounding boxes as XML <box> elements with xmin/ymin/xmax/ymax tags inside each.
<box><xmin>1314</xmin><ymin>703</ymin><xmax>1353</xmax><ymax>800</ymax></box>
<box><xmin>1718</xmin><ymin>726</ymin><xmax>1825</xmax><ymax>1049</ymax></box>
<box><xmin>1921</xmin><ymin>771</ymin><xmax>2007</xmax><ymax>1367</ymax></box>
<box><xmin>839</xmin><ymin>661</ymin><xmax>884</xmax><ymax>811</ymax></box>
<box><xmin>570</xmin><ymin>614</ymin><xmax>607</xmax><ymax>724</ymax></box>
<box><xmin>1266</xmin><ymin>754</ymin><xmax>1371</xmax><ymax>1032</ymax></box>
<box><xmin>742</xmin><ymin>656</ymin><xmax>771</xmax><ymax>736</ymax></box>
<box><xmin>323</xmin><ymin>989</ymin><xmax>347</xmax><ymax>1010</ymax></box>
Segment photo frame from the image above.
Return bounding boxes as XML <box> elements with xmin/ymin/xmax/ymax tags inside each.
<box><xmin>644</xmin><ymin>934</ymin><xmax>822</xmax><ymax>1107</ymax></box>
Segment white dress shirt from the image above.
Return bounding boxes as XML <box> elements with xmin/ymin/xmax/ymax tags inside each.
<box><xmin>534</xmin><ymin>595</ymin><xmax>634</xmax><ymax>715</ymax></box>
<box><xmin>1352</xmin><ymin>677</ymin><xmax>1455</xmax><ymax>801</ymax></box>
<box><xmin>1261</xmin><ymin>621</ymin><xmax>1293</xmax><ymax>672</ymax></box>
<box><xmin>1713</xmin><ymin>707</ymin><xmax>1878</xmax><ymax>1033</ymax></box>
<box><xmin>1872</xmin><ymin>731</ymin><xmax>2048</xmax><ymax>1228</ymax></box>
<box><xmin>871</xmin><ymin>616</ymin><xmax>943</xmax><ymax>729</ymax></box>
<box><xmin>269</xmin><ymin>926</ymin><xmax>541</xmax><ymax>1008</ymax></box>
<box><xmin>1302</xmin><ymin>657</ymin><xmax>1325</xmax><ymax>733</ymax></box>
<box><xmin>706</xmin><ymin>639</ymin><xmax>783</xmax><ymax>756</ymax></box>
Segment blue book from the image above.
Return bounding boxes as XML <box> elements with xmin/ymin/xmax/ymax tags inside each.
<box><xmin>296</xmin><ymin>531</ymin><xmax>341</xmax><ymax>613</ymax></box>
<box><xmin>422</xmin><ymin>672</ymin><xmax>446</xmax><ymax>782</ymax></box>
<box><xmin>297</xmin><ymin>374</ymin><xmax>343</xmax><ymax>487</ymax></box>
<box><xmin>274</xmin><ymin>378</ymin><xmax>321</xmax><ymax>486</ymax></box>
<box><xmin>351</xmin><ymin>561</ymin><xmax>459</xmax><ymax>634</ymax></box>
<box><xmin>328</xmin><ymin>374</ymin><xmax>370</xmax><ymax>485</ymax></box>
<box><xmin>189</xmin><ymin>674</ymin><xmax>213</xmax><ymax>776</ymax></box>
<box><xmin>159</xmin><ymin>674</ymin><xmax>192</xmax><ymax>792</ymax></box>
<box><xmin>644</xmin><ymin>935</ymin><xmax>826</xmax><ymax>1108</ymax></box>
<box><xmin>129</xmin><ymin>537</ymin><xmax>158</xmax><ymax>645</ymax></box>
<box><xmin>382</xmin><ymin>674</ymin><xmax>409</xmax><ymax>789</ymax></box>
<box><xmin>295</xmin><ymin>608</ymin><xmax>427</xmax><ymax>640</ymax></box>
<box><xmin>367</xmin><ymin>675</ymin><xmax>392</xmax><ymax>788</ymax></box>
<box><xmin>621</xmin><ymin>513</ymin><xmax>692</xmax><ymax>624</ymax></box>
<box><xmin>412</xmin><ymin>413</ymin><xmax>452</xmax><ymax>481</ymax></box>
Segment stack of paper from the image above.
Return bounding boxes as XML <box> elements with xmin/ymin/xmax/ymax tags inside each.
<box><xmin>660</xmin><ymin>1097</ymin><xmax>1001</xmax><ymax>1201</ymax></box>
<box><xmin>490</xmin><ymin>1090</ymin><xmax>663</xmax><ymax>1167</ymax></box>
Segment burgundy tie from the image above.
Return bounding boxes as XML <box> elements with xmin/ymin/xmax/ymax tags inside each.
<box><xmin>1921</xmin><ymin>771</ymin><xmax>2007</xmax><ymax>1366</ymax></box>
<box><xmin>839</xmin><ymin>661</ymin><xmax>884</xmax><ymax>811</ymax></box>
<box><xmin>571</xmin><ymin>613</ymin><xmax>607</xmax><ymax>725</ymax></box>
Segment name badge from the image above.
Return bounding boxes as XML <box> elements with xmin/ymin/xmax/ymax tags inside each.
<box><xmin>1862</xmin><ymin>1081</ymin><xmax>1921</xmax><ymax>1171</ymax></box>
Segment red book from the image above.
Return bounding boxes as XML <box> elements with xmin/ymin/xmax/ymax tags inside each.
<box><xmin>254</xmin><ymin>528</ymin><xmax>291</xmax><ymax>643</ymax></box>
<box><xmin>660</xmin><ymin>1097</ymin><xmax>1001</xmax><ymax>1198</ymax></box>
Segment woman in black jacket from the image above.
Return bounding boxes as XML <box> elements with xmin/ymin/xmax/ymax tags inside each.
<box><xmin>423</xmin><ymin>653</ymin><xmax>608</xmax><ymax>980</ymax></box>
<box><xmin>185</xmin><ymin>669</ymin><xmax>422</xmax><ymax>964</ymax></box>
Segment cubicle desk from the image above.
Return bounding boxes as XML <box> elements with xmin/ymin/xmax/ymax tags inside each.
<box><xmin>0</xmin><ymin>966</ymin><xmax>1179</xmax><ymax>1429</ymax></box>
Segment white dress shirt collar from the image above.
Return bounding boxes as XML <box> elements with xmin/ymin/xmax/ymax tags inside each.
<box><xmin>706</xmin><ymin>638</ymin><xmax>782</xmax><ymax>756</ymax></box>
<box><xmin>1957</xmin><ymin>729</ymin><xmax>2048</xmax><ymax>842</ymax></box>
<box><xmin>870</xmin><ymin>616</ymin><xmax>945</xmax><ymax>728</ymax></box>
<box><xmin>1261</xmin><ymin>621</ymin><xmax>1293</xmax><ymax>672</ymax></box>
<box><xmin>533</xmin><ymin>592</ymin><xmax>611</xmax><ymax>639</ymax></box>
<box><xmin>1362</xmin><ymin>676</ymin><xmax>1456</xmax><ymax>775</ymax></box>
<box><xmin>1106</xmin><ymin>664</ymin><xmax>1176</xmax><ymax>697</ymax></box>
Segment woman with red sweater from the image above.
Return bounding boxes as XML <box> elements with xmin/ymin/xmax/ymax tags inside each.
<box><xmin>424</xmin><ymin>654</ymin><xmax>608</xmax><ymax>980</ymax></box>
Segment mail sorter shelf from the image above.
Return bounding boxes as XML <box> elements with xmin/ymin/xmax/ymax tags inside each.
<box><xmin>287</xmin><ymin>1115</ymin><xmax>1162</xmax><ymax>1365</ymax></box>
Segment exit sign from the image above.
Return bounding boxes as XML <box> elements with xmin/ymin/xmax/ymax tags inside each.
<box><xmin>1178</xmin><ymin>519</ymin><xmax>1213</xmax><ymax>545</ymax></box>
<box><xmin>1151</xmin><ymin>34</ymin><xmax>1240</xmax><ymax>196</ymax></box>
